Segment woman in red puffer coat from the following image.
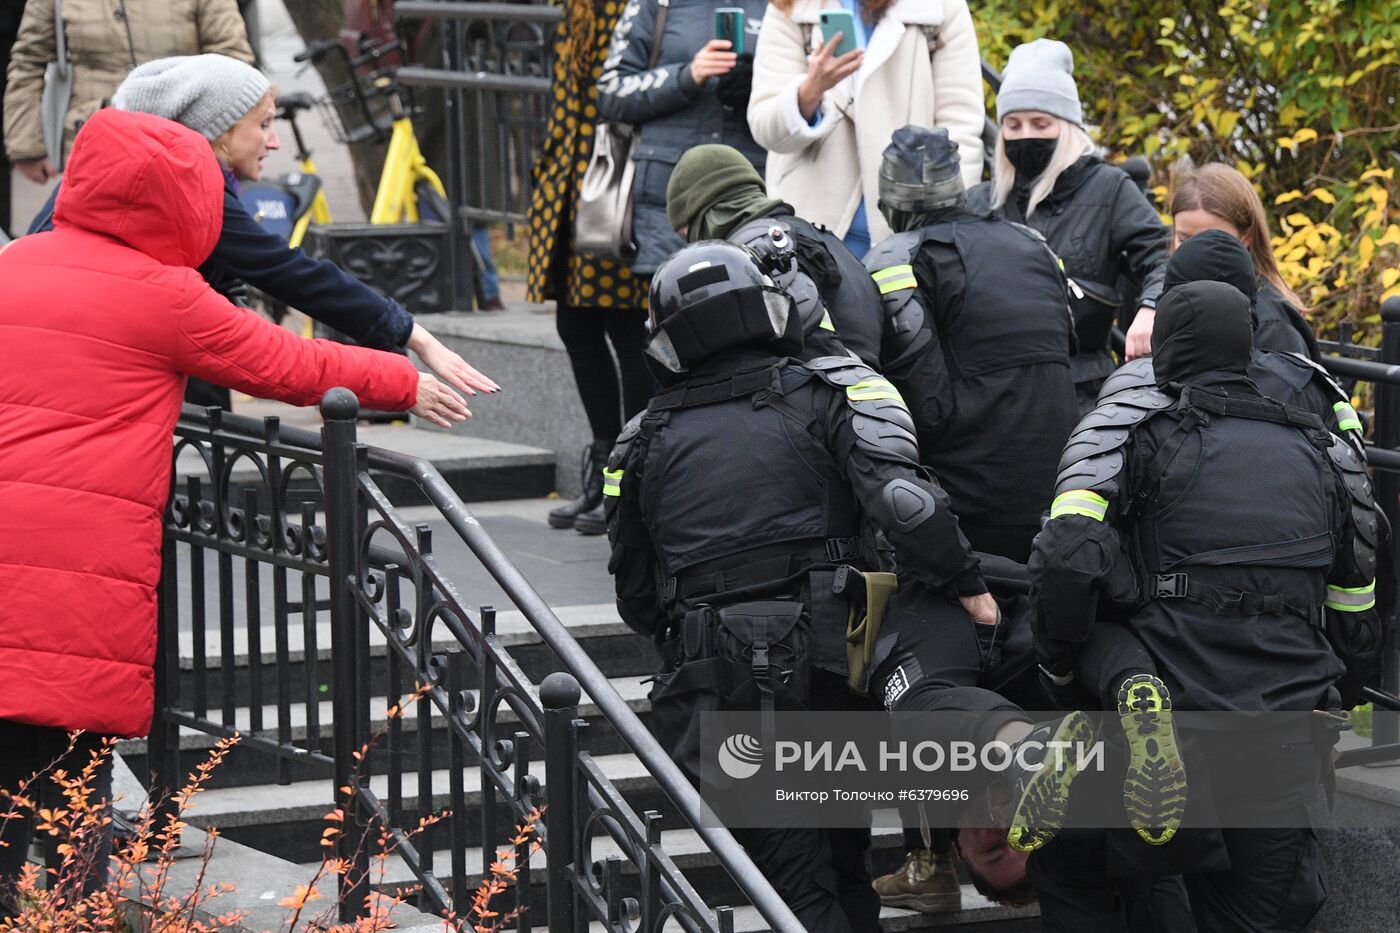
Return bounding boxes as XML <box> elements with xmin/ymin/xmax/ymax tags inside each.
<box><xmin>0</xmin><ymin>109</ymin><xmax>460</xmax><ymax>903</ymax></box>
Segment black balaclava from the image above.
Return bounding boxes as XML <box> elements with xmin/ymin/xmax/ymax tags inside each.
<box><xmin>1163</xmin><ymin>228</ymin><xmax>1257</xmax><ymax>305</ymax></box>
<box><xmin>1151</xmin><ymin>280</ymin><xmax>1253</xmax><ymax>391</ymax></box>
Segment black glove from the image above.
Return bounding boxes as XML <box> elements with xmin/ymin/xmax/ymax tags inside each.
<box><xmin>715</xmin><ymin>55</ymin><xmax>754</xmax><ymax>111</ymax></box>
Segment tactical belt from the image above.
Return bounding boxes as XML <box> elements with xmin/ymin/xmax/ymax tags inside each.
<box><xmin>1149</xmin><ymin>572</ymin><xmax>1316</xmax><ymax>618</ymax></box>
<box><xmin>666</xmin><ymin>538</ymin><xmax>866</xmax><ymax>604</ymax></box>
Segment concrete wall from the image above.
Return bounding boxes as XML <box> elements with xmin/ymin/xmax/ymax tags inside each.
<box><xmin>417</xmin><ymin>306</ymin><xmax>596</xmax><ymax>496</ymax></box>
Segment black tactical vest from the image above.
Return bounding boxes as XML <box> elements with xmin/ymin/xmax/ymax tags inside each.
<box><xmin>1134</xmin><ymin>394</ymin><xmax>1335</xmax><ymax>616</ymax></box>
<box><xmin>918</xmin><ymin>217</ymin><xmax>1073</xmax><ymax>379</ymax></box>
<box><xmin>637</xmin><ymin>362</ymin><xmax>863</xmax><ymax>581</ymax></box>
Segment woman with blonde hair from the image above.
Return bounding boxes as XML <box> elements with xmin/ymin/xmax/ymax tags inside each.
<box><xmin>1168</xmin><ymin>162</ymin><xmax>1319</xmax><ymax>360</ymax></box>
<box><xmin>967</xmin><ymin>38</ymin><xmax>1168</xmax><ymax>406</ymax></box>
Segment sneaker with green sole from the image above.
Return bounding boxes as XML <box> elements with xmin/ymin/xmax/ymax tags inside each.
<box><xmin>1117</xmin><ymin>673</ymin><xmax>1188</xmax><ymax>846</ymax></box>
<box><xmin>1006</xmin><ymin>710</ymin><xmax>1098</xmax><ymax>853</ymax></box>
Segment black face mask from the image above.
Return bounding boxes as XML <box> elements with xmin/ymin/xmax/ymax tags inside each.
<box><xmin>1003</xmin><ymin>137</ymin><xmax>1058</xmax><ymax>181</ymax></box>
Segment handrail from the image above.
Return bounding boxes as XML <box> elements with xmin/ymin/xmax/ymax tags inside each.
<box><xmin>170</xmin><ymin>404</ymin><xmax>805</xmax><ymax>933</ymax></box>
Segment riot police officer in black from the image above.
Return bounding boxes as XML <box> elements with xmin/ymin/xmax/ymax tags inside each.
<box><xmin>1029</xmin><ymin>278</ymin><xmax>1379</xmax><ymax>931</ymax></box>
<box><xmin>864</xmin><ymin>126</ymin><xmax>1079</xmax><ymax>564</ymax></box>
<box><xmin>1091</xmin><ymin>230</ymin><xmax>1382</xmax><ymax>706</ymax></box>
<box><xmin>605</xmin><ymin>241</ymin><xmax>997</xmax><ymax>933</ymax></box>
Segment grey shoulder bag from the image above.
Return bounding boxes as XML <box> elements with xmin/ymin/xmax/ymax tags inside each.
<box><xmin>41</xmin><ymin>0</ymin><xmax>73</xmax><ymax>169</ymax></box>
<box><xmin>573</xmin><ymin>0</ymin><xmax>669</xmax><ymax>261</ymax></box>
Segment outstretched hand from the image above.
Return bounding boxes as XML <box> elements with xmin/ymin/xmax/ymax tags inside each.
<box><xmin>410</xmin><ymin>372</ymin><xmax>471</xmax><ymax>427</ymax></box>
<box><xmin>408</xmin><ymin>324</ymin><xmax>501</xmax><ymax>395</ymax></box>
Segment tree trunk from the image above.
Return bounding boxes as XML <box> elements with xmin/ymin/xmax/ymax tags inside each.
<box><xmin>281</xmin><ymin>0</ymin><xmax>385</xmax><ymax>212</ymax></box>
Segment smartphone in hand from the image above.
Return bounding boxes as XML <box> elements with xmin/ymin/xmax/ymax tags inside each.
<box><xmin>715</xmin><ymin>7</ymin><xmax>746</xmax><ymax>55</ymax></box>
<box><xmin>818</xmin><ymin>9</ymin><xmax>858</xmax><ymax>57</ymax></box>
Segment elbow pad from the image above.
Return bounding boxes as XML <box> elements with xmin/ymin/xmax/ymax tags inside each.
<box><xmin>1328</xmin><ymin>436</ymin><xmax>1379</xmax><ymax>583</ymax></box>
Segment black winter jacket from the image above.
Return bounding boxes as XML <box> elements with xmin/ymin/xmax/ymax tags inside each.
<box><xmin>1254</xmin><ymin>279</ymin><xmax>1319</xmax><ymax>361</ymax></box>
<box><xmin>30</xmin><ymin>181</ymin><xmax>414</xmax><ymax>350</ymax></box>
<box><xmin>597</xmin><ymin>0</ymin><xmax>768</xmax><ymax>274</ymax></box>
<box><xmin>968</xmin><ymin>156</ymin><xmax>1169</xmax><ymax>386</ymax></box>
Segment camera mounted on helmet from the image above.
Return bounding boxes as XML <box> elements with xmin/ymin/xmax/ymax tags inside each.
<box><xmin>645</xmin><ymin>240</ymin><xmax>803</xmax><ymax>379</ymax></box>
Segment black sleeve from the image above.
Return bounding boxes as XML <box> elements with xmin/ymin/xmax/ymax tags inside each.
<box><xmin>596</xmin><ymin>0</ymin><xmax>703</xmax><ymax>125</ymax></box>
<box><xmin>816</xmin><ymin>380</ymin><xmax>984</xmax><ymax>595</ymax></box>
<box><xmin>1109</xmin><ymin>175</ymin><xmax>1170</xmax><ymax>309</ymax></box>
<box><xmin>205</xmin><ymin>192</ymin><xmax>415</xmax><ymax>350</ymax></box>
<box><xmin>605</xmin><ymin>426</ymin><xmax>666</xmax><ymax>638</ymax></box>
<box><xmin>893</xmin><ymin>244</ymin><xmax>958</xmax><ymax>445</ymax></box>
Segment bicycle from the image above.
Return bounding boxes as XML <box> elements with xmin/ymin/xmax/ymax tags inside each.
<box><xmin>236</xmin><ymin>91</ymin><xmax>331</xmax><ymax>252</ymax></box>
<box><xmin>243</xmin><ymin>35</ymin><xmax>485</xmax><ymax>313</ymax></box>
<box><xmin>298</xmin><ymin>35</ymin><xmax>454</xmax><ymax>226</ymax></box>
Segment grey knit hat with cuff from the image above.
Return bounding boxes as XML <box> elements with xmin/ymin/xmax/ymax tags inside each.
<box><xmin>996</xmin><ymin>38</ymin><xmax>1083</xmax><ymax>126</ymax></box>
<box><xmin>113</xmin><ymin>55</ymin><xmax>271</xmax><ymax>141</ymax></box>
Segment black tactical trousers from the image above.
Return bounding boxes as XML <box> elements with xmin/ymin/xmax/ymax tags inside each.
<box><xmin>648</xmin><ymin>658</ymin><xmax>880</xmax><ymax>933</ymax></box>
<box><xmin>1028</xmin><ymin>830</ymin><xmax>1198</xmax><ymax>933</ymax></box>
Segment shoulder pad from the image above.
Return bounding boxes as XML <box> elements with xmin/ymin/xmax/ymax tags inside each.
<box><xmin>730</xmin><ymin>216</ymin><xmax>792</xmax><ymax>244</ymax></box>
<box><xmin>847</xmin><ymin>381</ymin><xmax>919</xmax><ymax>463</ymax></box>
<box><xmin>607</xmin><ymin>411</ymin><xmax>649</xmax><ymax>471</ymax></box>
<box><xmin>1328</xmin><ymin>435</ymin><xmax>1380</xmax><ymax>569</ymax></box>
<box><xmin>865</xmin><ymin>233</ymin><xmax>922</xmax><ymax>297</ymax></box>
<box><xmin>1327</xmin><ymin>433</ymin><xmax>1369</xmax><ymax>477</ymax></box>
<box><xmin>864</xmin><ymin>232</ymin><xmax>921</xmax><ymax>272</ymax></box>
<box><xmin>1096</xmin><ymin>358</ymin><xmax>1156</xmax><ymax>404</ymax></box>
<box><xmin>805</xmin><ymin>358</ymin><xmax>919</xmax><ymax>461</ymax></box>
<box><xmin>1054</xmin><ymin>390</ymin><xmax>1174</xmax><ymax>496</ymax></box>
<box><xmin>804</xmin><ymin>356</ymin><xmax>882</xmax><ymax>386</ymax></box>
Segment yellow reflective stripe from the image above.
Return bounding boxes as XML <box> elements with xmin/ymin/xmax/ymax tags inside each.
<box><xmin>871</xmin><ymin>264</ymin><xmax>917</xmax><ymax>294</ymax></box>
<box><xmin>819</xmin><ymin>308</ymin><xmax>836</xmax><ymax>332</ymax></box>
<box><xmin>846</xmin><ymin>379</ymin><xmax>904</xmax><ymax>403</ymax></box>
<box><xmin>1334</xmin><ymin>401</ymin><xmax>1362</xmax><ymax>434</ymax></box>
<box><xmin>1326</xmin><ymin>581</ymin><xmax>1376</xmax><ymax>612</ymax></box>
<box><xmin>601</xmin><ymin>467</ymin><xmax>623</xmax><ymax>497</ymax></box>
<box><xmin>1050</xmin><ymin>489</ymin><xmax>1109</xmax><ymax>521</ymax></box>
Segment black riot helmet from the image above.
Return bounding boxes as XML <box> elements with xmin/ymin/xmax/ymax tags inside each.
<box><xmin>878</xmin><ymin>125</ymin><xmax>966</xmax><ymax>232</ymax></box>
<box><xmin>646</xmin><ymin>240</ymin><xmax>803</xmax><ymax>376</ymax></box>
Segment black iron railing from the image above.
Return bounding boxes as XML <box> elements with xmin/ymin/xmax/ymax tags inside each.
<box><xmin>150</xmin><ymin>396</ymin><xmax>803</xmax><ymax>933</ymax></box>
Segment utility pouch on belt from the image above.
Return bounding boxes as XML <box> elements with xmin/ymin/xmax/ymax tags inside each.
<box><xmin>713</xmin><ymin>600</ymin><xmax>810</xmax><ymax>712</ymax></box>
<box><xmin>834</xmin><ymin>566</ymin><xmax>900</xmax><ymax>696</ymax></box>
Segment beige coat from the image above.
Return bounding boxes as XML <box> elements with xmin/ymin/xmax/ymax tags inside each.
<box><xmin>4</xmin><ymin>0</ymin><xmax>253</xmax><ymax>162</ymax></box>
<box><xmin>747</xmin><ymin>0</ymin><xmax>984</xmax><ymax>243</ymax></box>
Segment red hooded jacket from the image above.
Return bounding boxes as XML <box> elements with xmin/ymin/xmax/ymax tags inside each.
<box><xmin>0</xmin><ymin>110</ymin><xmax>419</xmax><ymax>738</ymax></box>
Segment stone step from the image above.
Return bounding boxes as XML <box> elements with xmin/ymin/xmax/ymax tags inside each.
<box><xmin>174</xmin><ymin>603</ymin><xmax>630</xmax><ymax>666</ymax></box>
<box><xmin>175</xmin><ymin>408</ymin><xmax>555</xmax><ymax>505</ymax></box>
<box><xmin>289</xmin><ymin>824</ymin><xmax>1038</xmax><ymax>931</ymax></box>
<box><xmin>191</xmin><ymin>752</ymin><xmax>652</xmax><ymax>829</ymax></box>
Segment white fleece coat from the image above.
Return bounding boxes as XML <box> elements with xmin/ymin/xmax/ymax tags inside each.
<box><xmin>746</xmin><ymin>0</ymin><xmax>985</xmax><ymax>243</ymax></box>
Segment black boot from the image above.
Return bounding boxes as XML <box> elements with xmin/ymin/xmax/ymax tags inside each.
<box><xmin>574</xmin><ymin>501</ymin><xmax>607</xmax><ymax>536</ymax></box>
<box><xmin>548</xmin><ymin>440</ymin><xmax>609</xmax><ymax>529</ymax></box>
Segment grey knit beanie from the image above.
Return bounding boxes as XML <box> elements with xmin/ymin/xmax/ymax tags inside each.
<box><xmin>996</xmin><ymin>38</ymin><xmax>1083</xmax><ymax>126</ymax></box>
<box><xmin>112</xmin><ymin>55</ymin><xmax>271</xmax><ymax>141</ymax></box>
